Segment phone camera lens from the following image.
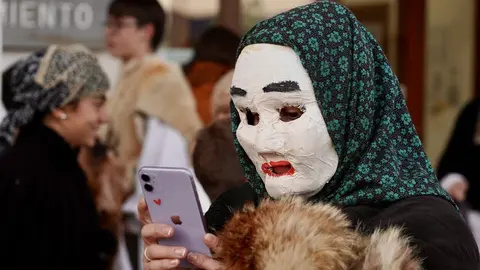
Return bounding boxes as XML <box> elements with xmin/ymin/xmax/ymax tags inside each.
<box><xmin>144</xmin><ymin>184</ymin><xmax>154</xmax><ymax>192</ymax></box>
<box><xmin>141</xmin><ymin>174</ymin><xmax>150</xmax><ymax>182</ymax></box>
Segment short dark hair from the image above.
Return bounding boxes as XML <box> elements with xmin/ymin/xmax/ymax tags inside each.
<box><xmin>193</xmin><ymin>118</ymin><xmax>245</xmax><ymax>201</ymax></box>
<box><xmin>185</xmin><ymin>26</ymin><xmax>241</xmax><ymax>73</ymax></box>
<box><xmin>107</xmin><ymin>0</ymin><xmax>166</xmax><ymax>51</ymax></box>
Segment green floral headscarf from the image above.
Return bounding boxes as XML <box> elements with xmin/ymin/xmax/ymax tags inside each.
<box><xmin>230</xmin><ymin>1</ymin><xmax>452</xmax><ymax>206</ymax></box>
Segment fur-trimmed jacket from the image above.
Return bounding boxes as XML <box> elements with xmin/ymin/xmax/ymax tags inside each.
<box><xmin>215</xmin><ymin>197</ymin><xmax>421</xmax><ymax>270</ymax></box>
<box><xmin>100</xmin><ymin>56</ymin><xmax>203</xmax><ymax>187</ymax></box>
<box><xmin>205</xmin><ymin>183</ymin><xmax>480</xmax><ymax>270</ymax></box>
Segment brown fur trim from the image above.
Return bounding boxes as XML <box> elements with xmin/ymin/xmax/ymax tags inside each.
<box><xmin>215</xmin><ymin>197</ymin><xmax>421</xmax><ymax>270</ymax></box>
<box><xmin>78</xmin><ymin>146</ymin><xmax>133</xmax><ymax>235</ymax></box>
<box><xmin>105</xmin><ymin>57</ymin><xmax>202</xmax><ymax>171</ymax></box>
<box><xmin>360</xmin><ymin>228</ymin><xmax>422</xmax><ymax>270</ymax></box>
<box><xmin>135</xmin><ymin>60</ymin><xmax>203</xmax><ymax>156</ymax></box>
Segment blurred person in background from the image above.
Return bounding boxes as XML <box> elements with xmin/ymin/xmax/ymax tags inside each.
<box><xmin>193</xmin><ymin>118</ymin><xmax>245</xmax><ymax>201</ymax></box>
<box><xmin>0</xmin><ymin>44</ymin><xmax>116</xmax><ymax>270</ymax></box>
<box><xmin>437</xmin><ymin>99</ymin><xmax>480</xmax><ymax>252</ymax></box>
<box><xmin>104</xmin><ymin>0</ymin><xmax>207</xmax><ymax>269</ymax></box>
<box><xmin>441</xmin><ymin>175</ymin><xmax>480</xmax><ymax>250</ymax></box>
<box><xmin>3</xmin><ymin>51</ymin><xmax>131</xmax><ymax>270</ymax></box>
<box><xmin>211</xmin><ymin>70</ymin><xmax>234</xmax><ymax>121</ymax></box>
<box><xmin>437</xmin><ymin>98</ymin><xmax>480</xmax><ymax>212</ymax></box>
<box><xmin>77</xmin><ymin>131</ymin><xmax>132</xmax><ymax>270</ymax></box>
<box><xmin>183</xmin><ymin>26</ymin><xmax>240</xmax><ymax>125</ymax></box>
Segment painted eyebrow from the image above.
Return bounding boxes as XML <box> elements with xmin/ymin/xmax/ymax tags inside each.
<box><xmin>263</xmin><ymin>80</ymin><xmax>301</xmax><ymax>93</ymax></box>
<box><xmin>230</xmin><ymin>86</ymin><xmax>247</xmax><ymax>97</ymax></box>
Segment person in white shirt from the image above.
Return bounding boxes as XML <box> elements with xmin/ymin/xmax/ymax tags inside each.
<box><xmin>103</xmin><ymin>0</ymin><xmax>205</xmax><ymax>269</ymax></box>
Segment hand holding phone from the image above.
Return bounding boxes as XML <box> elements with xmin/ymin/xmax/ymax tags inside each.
<box><xmin>139</xmin><ymin>166</ymin><xmax>212</xmax><ymax>268</ymax></box>
<box><xmin>141</xmin><ymin>222</ymin><xmax>225</xmax><ymax>270</ymax></box>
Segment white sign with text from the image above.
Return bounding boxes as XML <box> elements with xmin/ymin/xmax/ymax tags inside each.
<box><xmin>1</xmin><ymin>0</ymin><xmax>108</xmax><ymax>49</ymax></box>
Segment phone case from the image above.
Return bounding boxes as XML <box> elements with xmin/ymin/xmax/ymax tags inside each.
<box><xmin>138</xmin><ymin>166</ymin><xmax>211</xmax><ymax>268</ymax></box>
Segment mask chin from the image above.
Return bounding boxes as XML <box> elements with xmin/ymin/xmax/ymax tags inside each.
<box><xmin>265</xmin><ymin>180</ymin><xmax>326</xmax><ymax>199</ymax></box>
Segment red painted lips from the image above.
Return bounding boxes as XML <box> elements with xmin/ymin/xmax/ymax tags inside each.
<box><xmin>261</xmin><ymin>160</ymin><xmax>295</xmax><ymax>177</ymax></box>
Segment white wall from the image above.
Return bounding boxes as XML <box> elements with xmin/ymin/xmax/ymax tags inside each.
<box><xmin>424</xmin><ymin>0</ymin><xmax>476</xmax><ymax>167</ymax></box>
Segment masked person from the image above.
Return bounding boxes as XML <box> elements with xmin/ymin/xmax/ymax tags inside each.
<box><xmin>138</xmin><ymin>2</ymin><xmax>480</xmax><ymax>269</ymax></box>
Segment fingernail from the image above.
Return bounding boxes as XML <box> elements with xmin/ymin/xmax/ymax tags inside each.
<box><xmin>188</xmin><ymin>252</ymin><xmax>198</xmax><ymax>261</ymax></box>
<box><xmin>205</xmin><ymin>233</ymin><xmax>214</xmax><ymax>242</ymax></box>
<box><xmin>170</xmin><ymin>259</ymin><xmax>179</xmax><ymax>266</ymax></box>
<box><xmin>174</xmin><ymin>248</ymin><xmax>186</xmax><ymax>257</ymax></box>
<box><xmin>164</xmin><ymin>228</ymin><xmax>172</xmax><ymax>236</ymax></box>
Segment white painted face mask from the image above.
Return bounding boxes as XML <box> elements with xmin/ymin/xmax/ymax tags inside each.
<box><xmin>231</xmin><ymin>44</ymin><xmax>339</xmax><ymax>199</ymax></box>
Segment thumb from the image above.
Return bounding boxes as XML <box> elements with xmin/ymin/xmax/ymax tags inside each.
<box><xmin>204</xmin><ymin>233</ymin><xmax>221</xmax><ymax>253</ymax></box>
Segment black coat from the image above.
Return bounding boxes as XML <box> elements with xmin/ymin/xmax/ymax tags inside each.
<box><xmin>206</xmin><ymin>183</ymin><xmax>480</xmax><ymax>270</ymax></box>
<box><xmin>0</xmin><ymin>123</ymin><xmax>116</xmax><ymax>270</ymax></box>
<box><xmin>437</xmin><ymin>98</ymin><xmax>480</xmax><ymax>211</ymax></box>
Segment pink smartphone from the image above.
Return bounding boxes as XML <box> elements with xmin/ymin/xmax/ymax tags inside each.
<box><xmin>138</xmin><ymin>166</ymin><xmax>211</xmax><ymax>268</ymax></box>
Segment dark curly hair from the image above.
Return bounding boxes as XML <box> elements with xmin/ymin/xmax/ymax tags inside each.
<box><xmin>193</xmin><ymin>118</ymin><xmax>246</xmax><ymax>201</ymax></box>
<box><xmin>184</xmin><ymin>26</ymin><xmax>241</xmax><ymax>73</ymax></box>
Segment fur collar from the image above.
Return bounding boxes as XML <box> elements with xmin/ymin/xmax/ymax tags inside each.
<box><xmin>106</xmin><ymin>57</ymin><xmax>202</xmax><ymax>162</ymax></box>
<box><xmin>131</xmin><ymin>57</ymin><xmax>203</xmax><ymax>154</ymax></box>
<box><xmin>215</xmin><ymin>197</ymin><xmax>421</xmax><ymax>270</ymax></box>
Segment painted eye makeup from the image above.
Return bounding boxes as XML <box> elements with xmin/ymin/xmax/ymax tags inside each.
<box><xmin>278</xmin><ymin>105</ymin><xmax>305</xmax><ymax>122</ymax></box>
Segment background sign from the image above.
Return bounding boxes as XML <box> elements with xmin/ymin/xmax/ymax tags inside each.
<box><xmin>1</xmin><ymin>0</ymin><xmax>108</xmax><ymax>50</ymax></box>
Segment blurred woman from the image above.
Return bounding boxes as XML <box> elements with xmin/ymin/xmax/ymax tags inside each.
<box><xmin>437</xmin><ymin>98</ymin><xmax>480</xmax><ymax>211</ymax></box>
<box><xmin>0</xmin><ymin>44</ymin><xmax>116</xmax><ymax>270</ymax></box>
<box><xmin>184</xmin><ymin>26</ymin><xmax>240</xmax><ymax>125</ymax></box>
<box><xmin>211</xmin><ymin>70</ymin><xmax>233</xmax><ymax>121</ymax></box>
